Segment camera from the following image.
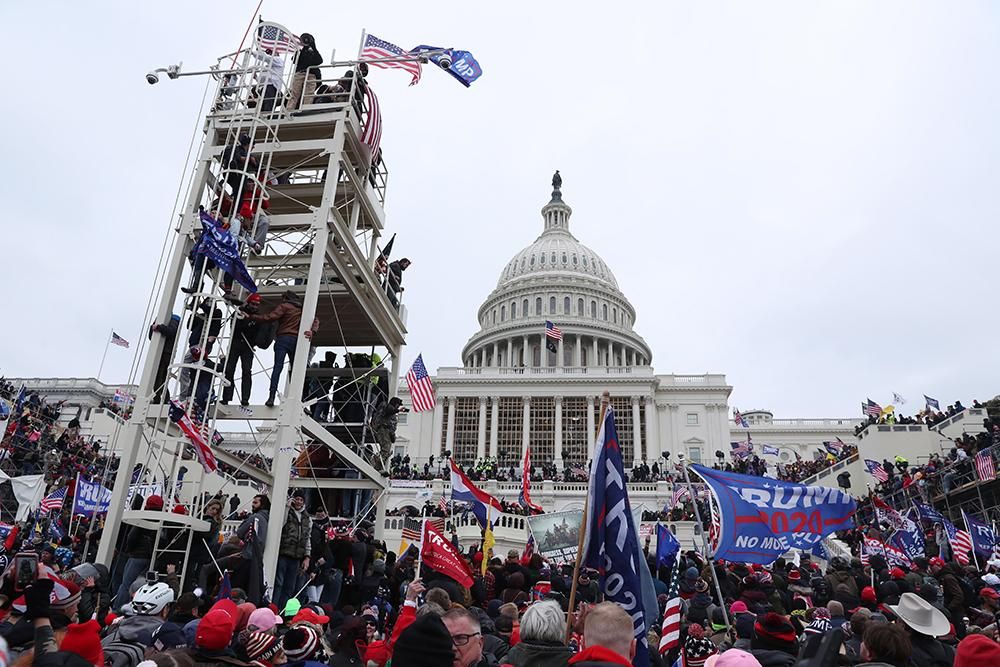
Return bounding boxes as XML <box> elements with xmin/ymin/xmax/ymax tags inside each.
<box><xmin>437</xmin><ymin>54</ymin><xmax>452</xmax><ymax>70</ymax></box>
<box><xmin>146</xmin><ymin>571</ymin><xmax>159</xmax><ymax>584</ymax></box>
<box><xmin>146</xmin><ymin>72</ymin><xmax>159</xmax><ymax>85</ymax></box>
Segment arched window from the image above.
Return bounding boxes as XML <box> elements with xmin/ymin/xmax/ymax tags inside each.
<box><xmin>563</xmin><ymin>296</ymin><xmax>570</xmax><ymax>313</ymax></box>
<box><xmin>590</xmin><ymin>301</ymin><xmax>597</xmax><ymax>318</ymax></box>
<box><xmin>573</xmin><ymin>255</ymin><xmax>578</xmax><ymax>266</ymax></box>
<box><xmin>492</xmin><ymin>309</ymin><xmax>497</xmax><ymax>324</ymax></box>
<box><xmin>522</xmin><ymin>299</ymin><xmax>529</xmax><ymax>317</ymax></box>
<box><xmin>535</xmin><ymin>297</ymin><xmax>542</xmax><ymax>314</ymax></box>
<box><xmin>511</xmin><ymin>301</ymin><xmax>516</xmax><ymax>318</ymax></box>
<box><xmin>540</xmin><ymin>253</ymin><xmax>546</xmax><ymax>264</ymax></box>
<box><xmin>549</xmin><ymin>296</ymin><xmax>556</xmax><ymax>313</ymax></box>
<box><xmin>562</xmin><ymin>253</ymin><xmax>568</xmax><ymax>264</ymax></box>
<box><xmin>577</xmin><ymin>298</ymin><xmax>584</xmax><ymax>315</ymax></box>
<box><xmin>613</xmin><ymin>308</ymin><xmax>617</xmax><ymax>324</ymax></box>
<box><xmin>602</xmin><ymin>304</ymin><xmax>608</xmax><ymax>321</ymax></box>
<box><xmin>582</xmin><ymin>256</ymin><xmax>588</xmax><ymax>267</ymax></box>
<box><xmin>500</xmin><ymin>305</ymin><xmax>506</xmax><ymax>321</ymax></box>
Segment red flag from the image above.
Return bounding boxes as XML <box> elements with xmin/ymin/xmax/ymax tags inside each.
<box><xmin>168</xmin><ymin>401</ymin><xmax>218</xmax><ymax>473</ymax></box>
<box><xmin>519</xmin><ymin>447</ymin><xmax>543</xmax><ymax>515</ymax></box>
<box><xmin>421</xmin><ymin>521</ymin><xmax>474</xmax><ymax>588</ymax></box>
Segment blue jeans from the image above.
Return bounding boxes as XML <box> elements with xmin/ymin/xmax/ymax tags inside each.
<box><xmin>114</xmin><ymin>557</ymin><xmax>149</xmax><ymax>611</ymax></box>
<box><xmin>321</xmin><ymin>568</ymin><xmax>344</xmax><ymax>606</ymax></box>
<box><xmin>270</xmin><ymin>335</ymin><xmax>297</xmax><ymax>394</ymax></box>
<box><xmin>274</xmin><ymin>555</ymin><xmax>302</xmax><ymax>611</ymax></box>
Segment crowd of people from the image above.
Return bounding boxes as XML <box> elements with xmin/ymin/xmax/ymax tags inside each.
<box><xmin>853</xmin><ymin>399</ymin><xmax>987</xmax><ymax>436</ymax></box>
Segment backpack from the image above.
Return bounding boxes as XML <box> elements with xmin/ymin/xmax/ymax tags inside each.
<box><xmin>255</xmin><ymin>321</ymin><xmax>278</xmax><ymax>349</ymax></box>
<box><xmin>103</xmin><ymin>640</ymin><xmax>144</xmax><ymax>667</ymax></box>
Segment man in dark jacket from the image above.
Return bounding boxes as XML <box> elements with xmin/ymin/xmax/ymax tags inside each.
<box><xmin>221</xmin><ymin>293</ymin><xmax>261</xmax><ymax>406</ymax></box>
<box><xmin>149</xmin><ymin>314</ymin><xmax>180</xmax><ymax>402</ymax></box>
<box><xmin>385</xmin><ymin>258</ymin><xmax>411</xmax><ymax>308</ymax></box>
<box><xmin>287</xmin><ymin>33</ymin><xmax>323</xmax><ymax>111</ymax></box>
<box><xmin>250</xmin><ymin>290</ymin><xmax>319</xmax><ymax>406</ymax></box>
<box><xmin>274</xmin><ymin>492</ymin><xmax>311</xmax><ymax>610</ymax></box>
<box><xmin>891</xmin><ymin>592</ymin><xmax>955</xmax><ymax>666</ymax></box>
<box><xmin>235</xmin><ymin>494</ymin><xmax>270</xmax><ymax>605</ymax></box>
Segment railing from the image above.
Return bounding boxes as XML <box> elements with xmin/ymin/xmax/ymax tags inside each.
<box><xmin>798</xmin><ymin>453</ymin><xmax>859</xmax><ymax>486</ymax></box>
<box><xmin>740</xmin><ymin>418</ymin><xmax>861</xmax><ymax>428</ymax></box>
<box><xmin>929</xmin><ymin>408</ymin><xmax>987</xmax><ymax>433</ymax></box>
<box><xmin>436</xmin><ymin>366</ymin><xmax>657</xmax><ymax>378</ymax></box>
<box><xmin>7</xmin><ymin>378</ymin><xmax>138</xmax><ymax>393</ymax></box>
<box><xmin>857</xmin><ymin>423</ymin><xmax>928</xmax><ymax>440</ymax></box>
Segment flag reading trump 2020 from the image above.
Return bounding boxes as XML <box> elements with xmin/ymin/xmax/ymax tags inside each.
<box><xmin>691</xmin><ymin>464</ymin><xmax>856</xmax><ymax>565</ymax></box>
<box><xmin>581</xmin><ymin>408</ymin><xmax>651</xmax><ymax>667</ymax></box>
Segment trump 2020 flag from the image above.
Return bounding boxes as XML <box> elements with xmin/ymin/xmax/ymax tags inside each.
<box><xmin>193</xmin><ymin>209</ymin><xmax>257</xmax><ymax>293</ymax></box>
<box><xmin>691</xmin><ymin>464</ymin><xmax>856</xmax><ymax>564</ymax></box>
<box><xmin>962</xmin><ymin>510</ymin><xmax>997</xmax><ymax>557</ymax></box>
<box><xmin>581</xmin><ymin>407</ymin><xmax>652</xmax><ymax>667</ymax></box>
<box><xmin>72</xmin><ymin>474</ymin><xmax>113</xmax><ymax>516</ymax></box>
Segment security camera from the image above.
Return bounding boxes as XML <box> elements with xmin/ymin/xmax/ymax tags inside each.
<box><xmin>437</xmin><ymin>54</ymin><xmax>452</xmax><ymax>70</ymax></box>
<box><xmin>146</xmin><ymin>71</ymin><xmax>159</xmax><ymax>85</ymax></box>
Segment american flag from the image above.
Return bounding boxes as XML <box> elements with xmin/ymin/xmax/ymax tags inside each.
<box><xmin>658</xmin><ymin>560</ymin><xmax>682</xmax><ymax>655</ymax></box>
<box><xmin>521</xmin><ymin>534</ymin><xmax>534</xmax><ymax>564</ymax></box>
<box><xmin>864</xmin><ymin>398</ymin><xmax>882</xmax><ymax>417</ymax></box>
<box><xmin>401</xmin><ymin>516</ymin><xmax>423</xmax><ymax>543</ymax></box>
<box><xmin>360</xmin><ymin>34</ymin><xmax>422</xmax><ymax>85</ymax></box>
<box><xmin>544</xmin><ymin>320</ymin><xmax>562</xmax><ymax>341</ymax></box>
<box><xmin>40</xmin><ymin>487</ymin><xmax>66</xmax><ymax>512</ymax></box>
<box><xmin>257</xmin><ymin>24</ymin><xmax>300</xmax><ymax>55</ymax></box>
<box><xmin>406</xmin><ymin>354</ymin><xmax>435</xmax><ymax>412</ymax></box>
<box><xmin>975</xmin><ymin>450</ymin><xmax>996</xmax><ymax>482</ymax></box>
<box><xmin>865</xmin><ymin>459</ymin><xmax>889</xmax><ymax>483</ymax></box>
<box><xmin>945</xmin><ymin>521</ymin><xmax>974</xmax><ymax>566</ymax></box>
<box><xmin>438</xmin><ymin>495</ymin><xmax>449</xmax><ymax>512</ymax></box>
<box><xmin>733</xmin><ymin>408</ymin><xmax>749</xmax><ymax>428</ymax></box>
<box><xmin>361</xmin><ymin>85</ymin><xmax>382</xmax><ymax>157</ymax></box>
<box><xmin>110</xmin><ymin>331</ymin><xmax>130</xmax><ymax>348</ymax></box>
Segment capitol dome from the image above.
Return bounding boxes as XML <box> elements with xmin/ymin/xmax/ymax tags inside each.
<box><xmin>462</xmin><ymin>173</ymin><xmax>651</xmax><ymax>369</ymax></box>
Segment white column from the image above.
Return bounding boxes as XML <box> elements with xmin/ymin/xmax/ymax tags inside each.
<box><xmin>587</xmin><ymin>395</ymin><xmax>596</xmax><ymax>453</ymax></box>
<box><xmin>489</xmin><ymin>396</ymin><xmax>499</xmax><ymax>458</ymax></box>
<box><xmin>631</xmin><ymin>396</ymin><xmax>642</xmax><ymax>466</ymax></box>
<box><xmin>507</xmin><ymin>339</ymin><xmax>513</xmax><ymax>368</ymax></box>
<box><xmin>431</xmin><ymin>396</ymin><xmax>445</xmax><ymax>459</ymax></box>
<box><xmin>574</xmin><ymin>334</ymin><xmax>582</xmax><ymax>367</ymax></box>
<box><xmin>557</xmin><ymin>337</ymin><xmax>564</xmax><ymax>368</ymax></box>
<box><xmin>592</xmin><ymin>338</ymin><xmax>599</xmax><ymax>367</ymax></box>
<box><xmin>669</xmin><ymin>403</ymin><xmax>681</xmax><ymax>459</ymax></box>
<box><xmin>630</xmin><ymin>350</ymin><xmax>637</xmax><ymax>366</ymax></box>
<box><xmin>477</xmin><ymin>396</ymin><xmax>488</xmax><ymax>460</ymax></box>
<box><xmin>644</xmin><ymin>396</ymin><xmax>658</xmax><ymax>462</ymax></box>
<box><xmin>492</xmin><ymin>342</ymin><xmax>499</xmax><ymax>367</ymax></box>
<box><xmin>656</xmin><ymin>402</ymin><xmax>670</xmax><ymax>459</ymax></box>
<box><xmin>522</xmin><ymin>335</ymin><xmax>530</xmax><ymax>367</ymax></box>
<box><xmin>521</xmin><ymin>396</ymin><xmax>531</xmax><ymax>462</ymax></box>
<box><xmin>554</xmin><ymin>396</ymin><xmax>563</xmax><ymax>468</ymax></box>
<box><xmin>445</xmin><ymin>397</ymin><xmax>457</xmax><ymax>454</ymax></box>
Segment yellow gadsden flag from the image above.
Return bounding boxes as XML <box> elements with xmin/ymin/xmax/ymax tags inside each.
<box><xmin>481</xmin><ymin>508</ymin><xmax>495</xmax><ymax>575</ymax></box>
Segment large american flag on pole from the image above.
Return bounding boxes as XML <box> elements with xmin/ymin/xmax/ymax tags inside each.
<box><xmin>975</xmin><ymin>450</ymin><xmax>996</xmax><ymax>482</ymax></box>
<box><xmin>360</xmin><ymin>34</ymin><xmax>422</xmax><ymax>85</ymax></box>
<box><xmin>544</xmin><ymin>320</ymin><xmax>562</xmax><ymax>341</ymax></box>
<box><xmin>945</xmin><ymin>520</ymin><xmax>974</xmax><ymax>566</ymax></box>
<box><xmin>361</xmin><ymin>85</ymin><xmax>382</xmax><ymax>157</ymax></box>
<box><xmin>406</xmin><ymin>354</ymin><xmax>435</xmax><ymax>412</ymax></box>
<box><xmin>110</xmin><ymin>331</ymin><xmax>130</xmax><ymax>348</ymax></box>
<box><xmin>658</xmin><ymin>559</ymin><xmax>682</xmax><ymax>655</ymax></box>
<box><xmin>864</xmin><ymin>398</ymin><xmax>882</xmax><ymax>417</ymax></box>
<box><xmin>865</xmin><ymin>459</ymin><xmax>889</xmax><ymax>483</ymax></box>
<box><xmin>257</xmin><ymin>24</ymin><xmax>300</xmax><ymax>54</ymax></box>
<box><xmin>40</xmin><ymin>487</ymin><xmax>66</xmax><ymax>512</ymax></box>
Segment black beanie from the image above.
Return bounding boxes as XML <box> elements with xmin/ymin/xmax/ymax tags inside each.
<box><xmin>392</xmin><ymin>614</ymin><xmax>455</xmax><ymax>667</ymax></box>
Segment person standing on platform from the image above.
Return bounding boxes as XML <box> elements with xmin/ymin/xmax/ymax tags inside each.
<box><xmin>221</xmin><ymin>294</ymin><xmax>261</xmax><ymax>407</ymax></box>
<box><xmin>286</xmin><ymin>33</ymin><xmax>322</xmax><ymax>112</ymax></box>
<box><xmin>249</xmin><ymin>290</ymin><xmax>319</xmax><ymax>407</ymax></box>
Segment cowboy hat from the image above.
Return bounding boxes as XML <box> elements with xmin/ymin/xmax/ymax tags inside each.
<box><xmin>889</xmin><ymin>592</ymin><xmax>950</xmax><ymax>637</ymax></box>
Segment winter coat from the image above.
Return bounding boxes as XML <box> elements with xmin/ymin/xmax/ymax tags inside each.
<box><xmin>505</xmin><ymin>640</ymin><xmax>573</xmax><ymax>667</ymax></box>
<box><xmin>750</xmin><ymin>648</ymin><xmax>797</xmax><ymax>667</ymax></box>
<box><xmin>102</xmin><ymin>614</ymin><xmax>166</xmax><ymax>647</ymax></box>
<box><xmin>567</xmin><ymin>645</ymin><xmax>632</xmax><ymax>667</ymax></box>
<box><xmin>279</xmin><ymin>507</ymin><xmax>311</xmax><ymax>559</ymax></box>
<box><xmin>825</xmin><ymin>570</ymin><xmax>859</xmax><ymax>599</ymax></box>
<box><xmin>908</xmin><ymin>634</ymin><xmax>956</xmax><ymax>667</ymax></box>
<box><xmin>123</xmin><ymin>524</ymin><xmax>156</xmax><ymax>559</ymax></box>
<box><xmin>254</xmin><ymin>298</ymin><xmax>319</xmax><ymax>338</ymax></box>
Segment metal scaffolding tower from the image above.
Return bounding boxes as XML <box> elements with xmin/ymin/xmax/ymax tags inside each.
<box><xmin>96</xmin><ymin>21</ymin><xmax>405</xmax><ymax>591</ymax></box>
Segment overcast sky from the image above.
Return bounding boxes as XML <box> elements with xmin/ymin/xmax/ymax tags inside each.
<box><xmin>3</xmin><ymin>1</ymin><xmax>998</xmax><ymax>418</ymax></box>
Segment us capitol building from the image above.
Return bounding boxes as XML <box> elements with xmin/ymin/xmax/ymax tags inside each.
<box><xmin>393</xmin><ymin>174</ymin><xmax>861</xmax><ymax>489</ymax></box>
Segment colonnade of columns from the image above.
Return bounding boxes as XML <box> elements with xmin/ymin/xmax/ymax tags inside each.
<box><xmin>465</xmin><ymin>333</ymin><xmax>648</xmax><ymax>369</ymax></box>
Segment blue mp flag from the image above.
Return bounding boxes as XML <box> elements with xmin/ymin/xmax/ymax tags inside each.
<box><xmin>691</xmin><ymin>464</ymin><xmax>856</xmax><ymax>564</ymax></box>
<box><xmin>581</xmin><ymin>407</ymin><xmax>653</xmax><ymax>667</ymax></box>
<box><xmin>962</xmin><ymin>510</ymin><xmax>997</xmax><ymax>557</ymax></box>
<box><xmin>193</xmin><ymin>209</ymin><xmax>257</xmax><ymax>293</ymax></box>
<box><xmin>410</xmin><ymin>45</ymin><xmax>483</xmax><ymax>87</ymax></box>
<box><xmin>656</xmin><ymin>524</ymin><xmax>680</xmax><ymax>569</ymax></box>
<box><xmin>72</xmin><ymin>474</ymin><xmax>113</xmax><ymax>516</ymax></box>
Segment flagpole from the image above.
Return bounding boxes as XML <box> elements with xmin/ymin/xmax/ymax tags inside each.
<box><xmin>681</xmin><ymin>458</ymin><xmax>731</xmax><ymax>634</ymax></box>
<box><xmin>68</xmin><ymin>473</ymin><xmax>81</xmax><ymax>542</ymax></box>
<box><xmin>415</xmin><ymin>504</ymin><xmax>426</xmax><ymax>576</ymax></box>
<box><xmin>97</xmin><ymin>330</ymin><xmax>113</xmax><ymax>381</ymax></box>
<box><xmin>565</xmin><ymin>391</ymin><xmax>609</xmax><ymax>644</ymax></box>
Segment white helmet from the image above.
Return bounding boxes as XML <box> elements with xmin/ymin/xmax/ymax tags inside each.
<box><xmin>132</xmin><ymin>582</ymin><xmax>175</xmax><ymax>615</ymax></box>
